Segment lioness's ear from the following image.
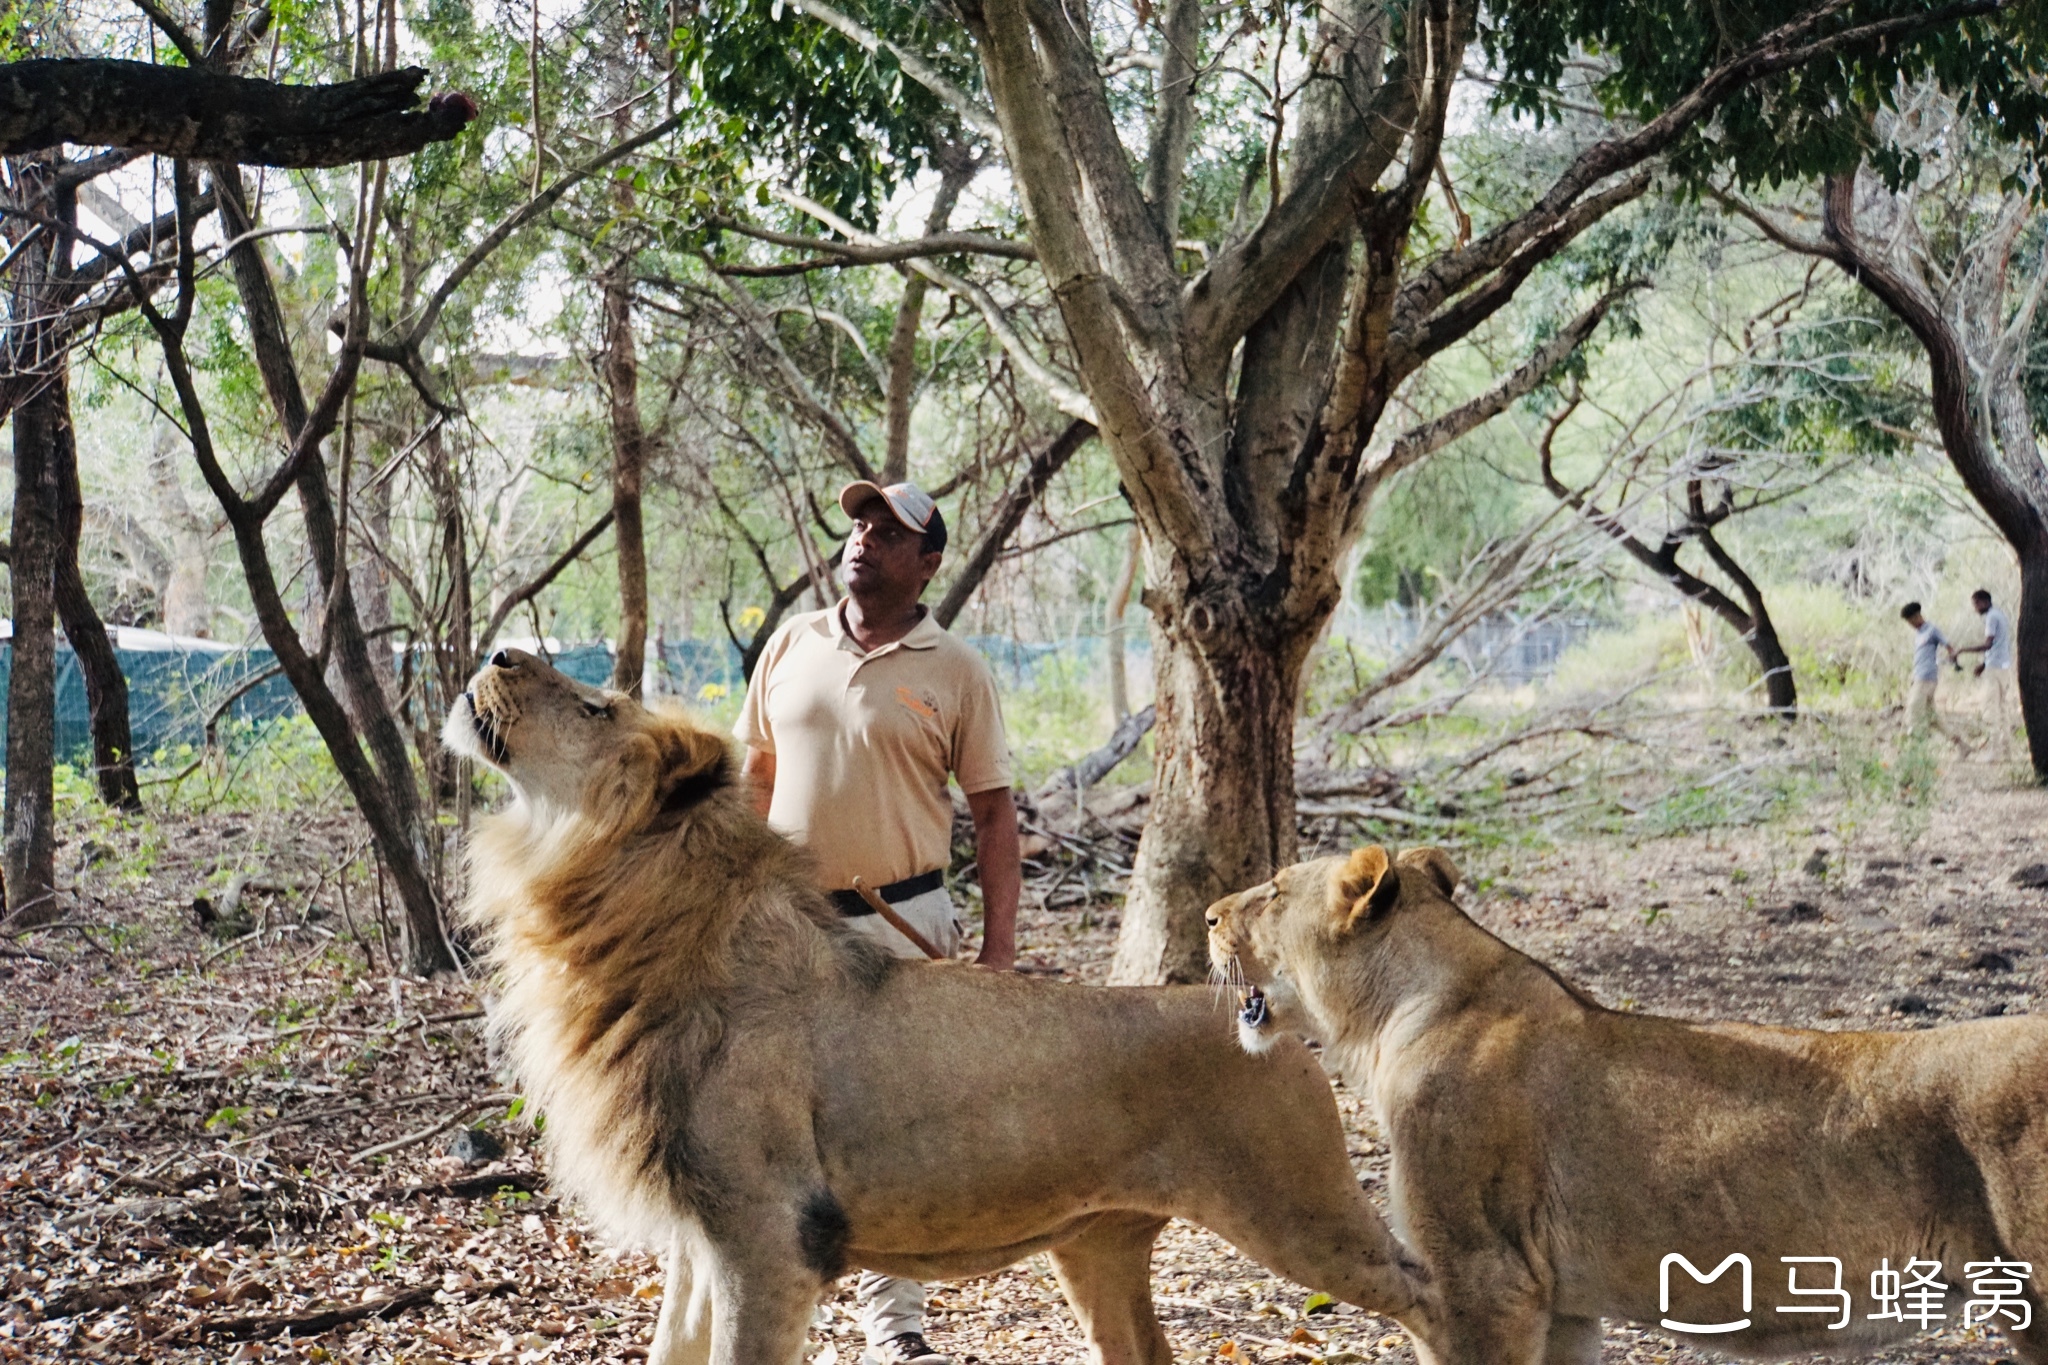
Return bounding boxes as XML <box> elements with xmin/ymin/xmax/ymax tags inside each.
<box><xmin>1397</xmin><ymin>846</ymin><xmax>1461</xmax><ymax>899</ymax></box>
<box><xmin>1334</xmin><ymin>845</ymin><xmax>1401</xmax><ymax>930</ymax></box>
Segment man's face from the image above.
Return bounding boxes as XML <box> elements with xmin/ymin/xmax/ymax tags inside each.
<box><xmin>1906</xmin><ymin>613</ymin><xmax>1925</xmax><ymax>629</ymax></box>
<box><xmin>1975</xmin><ymin>597</ymin><xmax>1992</xmax><ymax>616</ymax></box>
<box><xmin>844</xmin><ymin>496</ymin><xmax>940</xmax><ymax>598</ymax></box>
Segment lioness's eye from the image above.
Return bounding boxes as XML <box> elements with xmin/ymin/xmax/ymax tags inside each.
<box><xmin>580</xmin><ymin>700</ymin><xmax>611</xmax><ymax>719</ymax></box>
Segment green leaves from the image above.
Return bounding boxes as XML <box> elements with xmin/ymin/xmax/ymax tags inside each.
<box><xmin>672</xmin><ymin>0</ymin><xmax>983</xmax><ymax>227</ymax></box>
<box><xmin>1481</xmin><ymin>1</ymin><xmax>2048</xmax><ymax>191</ymax></box>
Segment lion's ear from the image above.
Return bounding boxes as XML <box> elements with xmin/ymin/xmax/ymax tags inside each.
<box><xmin>1335</xmin><ymin>845</ymin><xmax>1401</xmax><ymax>930</ymax></box>
<box><xmin>654</xmin><ymin>725</ymin><xmax>732</xmax><ymax>815</ymax></box>
<box><xmin>1397</xmin><ymin>846</ymin><xmax>1461</xmax><ymax>899</ymax></box>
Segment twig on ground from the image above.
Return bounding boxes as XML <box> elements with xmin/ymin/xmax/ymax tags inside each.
<box><xmin>199</xmin><ymin>927</ymin><xmax>263</xmax><ymax>969</ymax></box>
<box><xmin>388</xmin><ymin>1169</ymin><xmax>547</xmax><ymax>1200</ymax></box>
<box><xmin>229</xmin><ymin>1089</ymin><xmax>497</xmax><ymax>1145</ymax></box>
<box><xmin>349</xmin><ymin>1092</ymin><xmax>519</xmax><ymax>1164</ymax></box>
<box><xmin>178</xmin><ymin>1278</ymin><xmax>518</xmax><ymax>1342</ymax></box>
<box><xmin>3</xmin><ymin>918</ymin><xmax>117</xmax><ymax>938</ymax></box>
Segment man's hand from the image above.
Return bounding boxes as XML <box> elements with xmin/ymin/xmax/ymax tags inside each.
<box><xmin>966</xmin><ymin>786</ymin><xmax>1021</xmax><ymax>971</ymax></box>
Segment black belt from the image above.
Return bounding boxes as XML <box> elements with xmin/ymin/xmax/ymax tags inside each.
<box><xmin>829</xmin><ymin>868</ymin><xmax>944</xmax><ymax>917</ymax></box>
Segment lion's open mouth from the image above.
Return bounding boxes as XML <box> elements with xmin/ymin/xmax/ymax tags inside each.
<box><xmin>466</xmin><ymin>693</ymin><xmax>510</xmax><ymax>765</ymax></box>
<box><xmin>1238</xmin><ymin>986</ymin><xmax>1269</xmax><ymax>1030</ymax></box>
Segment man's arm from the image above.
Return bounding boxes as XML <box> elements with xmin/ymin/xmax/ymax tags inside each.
<box><xmin>965</xmin><ymin>786</ymin><xmax>1021</xmax><ymax>971</ymax></box>
<box><xmin>741</xmin><ymin>746</ymin><xmax>776</xmax><ymax>818</ymax></box>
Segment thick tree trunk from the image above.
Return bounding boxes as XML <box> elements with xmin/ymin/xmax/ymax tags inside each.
<box><xmin>2019</xmin><ymin>541</ymin><xmax>2048</xmax><ymax>778</ymax></box>
<box><xmin>48</xmin><ymin>363</ymin><xmax>142</xmax><ymax>809</ymax></box>
<box><xmin>5</xmin><ymin>376</ymin><xmax>59</xmax><ymax>924</ymax></box>
<box><xmin>0</xmin><ymin>60</ymin><xmax>474</xmax><ymax>166</ymax></box>
<box><xmin>602</xmin><ymin>268</ymin><xmax>649</xmax><ymax>697</ymax></box>
<box><xmin>3</xmin><ymin>156</ymin><xmax>62</xmax><ymax>923</ymax></box>
<box><xmin>1110</xmin><ymin>615</ymin><xmax>1309</xmax><ymax>984</ymax></box>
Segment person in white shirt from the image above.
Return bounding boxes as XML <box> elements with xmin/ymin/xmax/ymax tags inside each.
<box><xmin>1900</xmin><ymin>601</ymin><xmax>1964</xmax><ymax>747</ymax></box>
<box><xmin>1953</xmin><ymin>588</ymin><xmax>2016</xmax><ymax>757</ymax></box>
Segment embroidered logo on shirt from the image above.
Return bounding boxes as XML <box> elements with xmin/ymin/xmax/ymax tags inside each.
<box><xmin>896</xmin><ymin>686</ymin><xmax>939</xmax><ymax>719</ymax></box>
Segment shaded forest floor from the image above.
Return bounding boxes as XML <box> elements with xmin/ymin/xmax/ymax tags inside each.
<box><xmin>3</xmin><ymin>732</ymin><xmax>2044</xmax><ymax>1364</ymax></box>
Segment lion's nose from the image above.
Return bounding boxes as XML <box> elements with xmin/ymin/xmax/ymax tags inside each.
<box><xmin>1205</xmin><ymin>914</ymin><xmax>1220</xmax><ymax>928</ymax></box>
<box><xmin>490</xmin><ymin>649</ymin><xmax>514</xmax><ymax>668</ymax></box>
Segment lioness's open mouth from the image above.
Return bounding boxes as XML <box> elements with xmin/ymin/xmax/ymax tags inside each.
<box><xmin>465</xmin><ymin>692</ymin><xmax>511</xmax><ymax>765</ymax></box>
<box><xmin>1239</xmin><ymin>986</ymin><xmax>1269</xmax><ymax>1030</ymax></box>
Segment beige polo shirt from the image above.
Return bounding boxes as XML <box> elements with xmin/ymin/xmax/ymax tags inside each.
<box><xmin>735</xmin><ymin>603</ymin><xmax>1013</xmax><ymax>892</ymax></box>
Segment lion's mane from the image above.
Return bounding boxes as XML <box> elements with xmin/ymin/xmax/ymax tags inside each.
<box><xmin>460</xmin><ymin>708</ymin><xmax>890</xmax><ymax>1245</ymax></box>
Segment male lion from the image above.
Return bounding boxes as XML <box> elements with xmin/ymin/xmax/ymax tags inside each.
<box><xmin>1207</xmin><ymin>844</ymin><xmax>2048</xmax><ymax>1365</ymax></box>
<box><xmin>444</xmin><ymin>649</ymin><xmax>1435</xmax><ymax>1365</ymax></box>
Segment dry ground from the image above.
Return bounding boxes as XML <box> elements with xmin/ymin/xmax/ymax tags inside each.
<box><xmin>2</xmin><ymin>746</ymin><xmax>2042</xmax><ymax>1365</ymax></box>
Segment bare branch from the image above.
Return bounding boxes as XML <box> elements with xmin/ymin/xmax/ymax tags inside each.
<box><xmin>400</xmin><ymin>112</ymin><xmax>683</xmax><ymax>350</ymax></box>
<box><xmin>932</xmin><ymin>418</ymin><xmax>1096</xmax><ymax>627</ymax></box>
<box><xmin>1374</xmin><ymin>282</ymin><xmax>1641</xmax><ymax>483</ymax></box>
<box><xmin>700</xmin><ymin>267</ymin><xmax>878</xmax><ymax>481</ymax></box>
<box><xmin>477</xmin><ymin>511</ymin><xmax>616</xmax><ymax>659</ymax></box>
<box><xmin>0</xmin><ymin>59</ymin><xmax>474</xmax><ymax>166</ymax></box>
<box><xmin>777</xmin><ymin>189</ymin><xmax>1095</xmax><ymax>423</ymax></box>
<box><xmin>711</xmin><ymin>218</ymin><xmax>1032</xmax><ymax>268</ymax></box>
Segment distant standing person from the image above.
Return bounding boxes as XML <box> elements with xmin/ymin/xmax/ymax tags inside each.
<box><xmin>1900</xmin><ymin>601</ymin><xmax>1964</xmax><ymax>747</ymax></box>
<box><xmin>734</xmin><ymin>478</ymin><xmax>1022</xmax><ymax>1365</ymax></box>
<box><xmin>1952</xmin><ymin>588</ymin><xmax>2016</xmax><ymax>756</ymax></box>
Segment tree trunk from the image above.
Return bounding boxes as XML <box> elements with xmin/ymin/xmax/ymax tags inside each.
<box><xmin>3</xmin><ymin>155</ymin><xmax>62</xmax><ymax>923</ymax></box>
<box><xmin>1105</xmin><ymin>524</ymin><xmax>1140</xmax><ymax>722</ymax></box>
<box><xmin>48</xmin><ymin>362</ymin><xmax>143</xmax><ymax>809</ymax></box>
<box><xmin>602</xmin><ymin>267</ymin><xmax>649</xmax><ymax>697</ymax></box>
<box><xmin>209</xmin><ymin>165</ymin><xmax>451</xmax><ymax>973</ymax></box>
<box><xmin>5</xmin><ymin>373</ymin><xmax>60</xmax><ymax>924</ymax></box>
<box><xmin>1110</xmin><ymin>619</ymin><xmax>1307</xmax><ymax>984</ymax></box>
<box><xmin>880</xmin><ymin>274</ymin><xmax>928</xmax><ymax>484</ymax></box>
<box><xmin>1694</xmin><ymin>521</ymin><xmax>1796</xmax><ymax>717</ymax></box>
<box><xmin>151</xmin><ymin>427</ymin><xmax>212</xmax><ymax>636</ymax></box>
<box><xmin>2020</xmin><ymin>541</ymin><xmax>2048</xmax><ymax>778</ymax></box>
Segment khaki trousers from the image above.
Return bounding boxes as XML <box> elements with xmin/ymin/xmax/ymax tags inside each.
<box><xmin>1985</xmin><ymin>665</ymin><xmax>2018</xmax><ymax>756</ymax></box>
<box><xmin>1907</xmin><ymin>678</ymin><xmax>1961</xmax><ymax>743</ymax></box>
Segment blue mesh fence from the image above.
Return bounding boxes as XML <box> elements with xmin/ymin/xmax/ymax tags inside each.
<box><xmin>0</xmin><ymin>639</ymin><xmax>301</xmax><ymax>761</ymax></box>
<box><xmin>0</xmin><ymin>630</ymin><xmax>1078</xmax><ymax>764</ymax></box>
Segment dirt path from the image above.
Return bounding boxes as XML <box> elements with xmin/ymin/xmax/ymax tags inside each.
<box><xmin>2</xmin><ymin>757</ymin><xmax>2041</xmax><ymax>1363</ymax></box>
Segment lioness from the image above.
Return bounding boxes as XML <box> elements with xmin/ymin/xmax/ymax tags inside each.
<box><xmin>1207</xmin><ymin>844</ymin><xmax>2048</xmax><ymax>1365</ymax></box>
<box><xmin>445</xmin><ymin>649</ymin><xmax>1434</xmax><ymax>1365</ymax></box>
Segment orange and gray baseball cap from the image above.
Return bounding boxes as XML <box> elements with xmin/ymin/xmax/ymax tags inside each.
<box><xmin>838</xmin><ymin>480</ymin><xmax>948</xmax><ymax>552</ymax></box>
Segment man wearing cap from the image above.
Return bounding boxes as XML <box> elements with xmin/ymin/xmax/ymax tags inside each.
<box><xmin>734</xmin><ymin>479</ymin><xmax>1021</xmax><ymax>1365</ymax></box>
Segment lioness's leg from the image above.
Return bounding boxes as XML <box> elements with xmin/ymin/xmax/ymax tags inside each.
<box><xmin>649</xmin><ymin>1230</ymin><xmax>713</xmax><ymax>1365</ymax></box>
<box><xmin>1199</xmin><ymin>1178</ymin><xmax>1424</xmax><ymax>1318</ymax></box>
<box><xmin>1540</xmin><ymin>1315</ymin><xmax>1600</xmax><ymax>1365</ymax></box>
<box><xmin>1046</xmin><ymin>1212</ymin><xmax>1172</xmax><ymax>1365</ymax></box>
